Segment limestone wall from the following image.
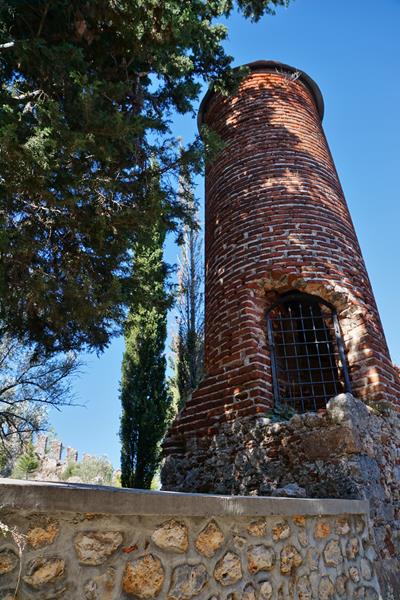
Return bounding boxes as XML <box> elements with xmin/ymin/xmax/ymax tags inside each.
<box><xmin>0</xmin><ymin>480</ymin><xmax>382</xmax><ymax>599</ymax></box>
<box><xmin>162</xmin><ymin>394</ymin><xmax>399</xmax><ymax>597</ymax></box>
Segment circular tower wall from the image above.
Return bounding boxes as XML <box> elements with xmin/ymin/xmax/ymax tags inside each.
<box><xmin>164</xmin><ymin>61</ymin><xmax>400</xmax><ymax>453</ymax></box>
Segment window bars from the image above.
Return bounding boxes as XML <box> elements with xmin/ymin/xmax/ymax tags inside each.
<box><xmin>266</xmin><ymin>293</ymin><xmax>351</xmax><ymax>413</ymax></box>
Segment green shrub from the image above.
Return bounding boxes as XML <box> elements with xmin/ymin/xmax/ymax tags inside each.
<box><xmin>11</xmin><ymin>445</ymin><xmax>39</xmax><ymax>480</ymax></box>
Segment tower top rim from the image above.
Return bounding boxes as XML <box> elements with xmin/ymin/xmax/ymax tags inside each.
<box><xmin>197</xmin><ymin>60</ymin><xmax>324</xmax><ymax>131</ymax></box>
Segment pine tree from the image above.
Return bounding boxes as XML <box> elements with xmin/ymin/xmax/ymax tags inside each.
<box><xmin>0</xmin><ymin>0</ymin><xmax>290</xmax><ymax>354</ymax></box>
<box><xmin>11</xmin><ymin>442</ymin><xmax>39</xmax><ymax>480</ymax></box>
<box><xmin>119</xmin><ymin>179</ymin><xmax>171</xmax><ymax>489</ymax></box>
<box><xmin>171</xmin><ymin>171</ymin><xmax>204</xmax><ymax>410</ymax></box>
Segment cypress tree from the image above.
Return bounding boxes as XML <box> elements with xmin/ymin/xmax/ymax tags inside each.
<box><xmin>119</xmin><ymin>182</ymin><xmax>171</xmax><ymax>489</ymax></box>
<box><xmin>171</xmin><ymin>170</ymin><xmax>204</xmax><ymax>410</ymax></box>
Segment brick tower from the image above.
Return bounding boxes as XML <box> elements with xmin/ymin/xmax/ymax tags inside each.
<box><xmin>162</xmin><ymin>61</ymin><xmax>400</xmax><ymax>591</ymax></box>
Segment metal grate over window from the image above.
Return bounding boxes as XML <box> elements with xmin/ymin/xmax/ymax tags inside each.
<box><xmin>266</xmin><ymin>293</ymin><xmax>351</xmax><ymax>413</ymax></box>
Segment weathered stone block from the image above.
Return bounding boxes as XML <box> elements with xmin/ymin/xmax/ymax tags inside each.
<box><xmin>213</xmin><ymin>552</ymin><xmax>242</xmax><ymax>586</ymax></box>
<box><xmin>318</xmin><ymin>576</ymin><xmax>335</xmax><ymax>600</ymax></box>
<box><xmin>195</xmin><ymin>521</ymin><xmax>224</xmax><ymax>558</ymax></box>
<box><xmin>327</xmin><ymin>394</ymin><xmax>369</xmax><ymax>427</ymax></box>
<box><xmin>335</xmin><ymin>517</ymin><xmax>350</xmax><ymax>536</ymax></box>
<box><xmin>27</xmin><ymin>520</ymin><xmax>59</xmax><ymax>549</ymax></box>
<box><xmin>360</xmin><ymin>558</ymin><xmax>372</xmax><ymax>580</ymax></box>
<box><xmin>247</xmin><ymin>545</ymin><xmax>275</xmax><ymax>574</ymax></box>
<box><xmin>242</xmin><ymin>584</ymin><xmax>257</xmax><ymax>600</ymax></box>
<box><xmin>335</xmin><ymin>574</ymin><xmax>348</xmax><ymax>597</ymax></box>
<box><xmin>23</xmin><ymin>558</ymin><xmax>65</xmax><ymax>588</ymax></box>
<box><xmin>272</xmin><ymin>521</ymin><xmax>290</xmax><ymax>541</ymax></box>
<box><xmin>168</xmin><ymin>564</ymin><xmax>208</xmax><ymax>600</ymax></box>
<box><xmin>306</xmin><ymin>546</ymin><xmax>320</xmax><ymax>571</ymax></box>
<box><xmin>353</xmin><ymin>586</ymin><xmax>379</xmax><ymax>600</ymax></box>
<box><xmin>298</xmin><ymin>530</ymin><xmax>308</xmax><ymax>547</ymax></box>
<box><xmin>74</xmin><ymin>531</ymin><xmax>122</xmax><ymax>565</ymax></box>
<box><xmin>349</xmin><ymin>566</ymin><xmax>360</xmax><ymax>583</ymax></box>
<box><xmin>280</xmin><ymin>544</ymin><xmax>302</xmax><ymax>574</ymax></box>
<box><xmin>233</xmin><ymin>535</ymin><xmax>247</xmax><ymax>549</ymax></box>
<box><xmin>293</xmin><ymin>516</ymin><xmax>306</xmax><ymax>527</ymax></box>
<box><xmin>151</xmin><ymin>519</ymin><xmax>188</xmax><ymax>553</ymax></box>
<box><xmin>123</xmin><ymin>554</ymin><xmax>164</xmax><ymax>599</ymax></box>
<box><xmin>346</xmin><ymin>537</ymin><xmax>360</xmax><ymax>560</ymax></box>
<box><xmin>297</xmin><ymin>575</ymin><xmax>312</xmax><ymax>600</ymax></box>
<box><xmin>84</xmin><ymin>567</ymin><xmax>115</xmax><ymax>600</ymax></box>
<box><xmin>323</xmin><ymin>539</ymin><xmax>343</xmax><ymax>567</ymax></box>
<box><xmin>0</xmin><ymin>549</ymin><xmax>18</xmax><ymax>575</ymax></box>
<box><xmin>314</xmin><ymin>521</ymin><xmax>331</xmax><ymax>539</ymax></box>
<box><xmin>259</xmin><ymin>581</ymin><xmax>273</xmax><ymax>599</ymax></box>
<box><xmin>247</xmin><ymin>518</ymin><xmax>268</xmax><ymax>537</ymax></box>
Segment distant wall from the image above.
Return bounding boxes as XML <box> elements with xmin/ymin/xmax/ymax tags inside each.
<box><xmin>30</xmin><ymin>435</ymin><xmax>120</xmax><ymax>486</ymax></box>
<box><xmin>0</xmin><ymin>480</ymin><xmax>381</xmax><ymax>599</ymax></box>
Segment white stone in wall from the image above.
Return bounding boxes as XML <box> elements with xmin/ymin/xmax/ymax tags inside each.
<box><xmin>151</xmin><ymin>519</ymin><xmax>189</xmax><ymax>553</ymax></box>
<box><xmin>213</xmin><ymin>552</ymin><xmax>242</xmax><ymax>586</ymax></box>
<box><xmin>23</xmin><ymin>557</ymin><xmax>65</xmax><ymax>589</ymax></box>
<box><xmin>74</xmin><ymin>531</ymin><xmax>123</xmax><ymax>565</ymax></box>
<box><xmin>247</xmin><ymin>545</ymin><xmax>276</xmax><ymax>574</ymax></box>
<box><xmin>323</xmin><ymin>539</ymin><xmax>343</xmax><ymax>567</ymax></box>
<box><xmin>259</xmin><ymin>580</ymin><xmax>273</xmax><ymax>599</ymax></box>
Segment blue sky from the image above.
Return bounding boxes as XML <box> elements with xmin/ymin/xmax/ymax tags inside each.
<box><xmin>50</xmin><ymin>0</ymin><xmax>400</xmax><ymax>467</ymax></box>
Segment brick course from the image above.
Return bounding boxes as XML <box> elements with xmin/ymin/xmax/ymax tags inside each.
<box><xmin>163</xmin><ymin>61</ymin><xmax>400</xmax><ymax>454</ymax></box>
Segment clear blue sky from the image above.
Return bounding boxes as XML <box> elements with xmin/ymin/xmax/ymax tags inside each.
<box><xmin>50</xmin><ymin>0</ymin><xmax>400</xmax><ymax>467</ymax></box>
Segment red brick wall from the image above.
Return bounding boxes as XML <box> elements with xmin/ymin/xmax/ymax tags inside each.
<box><xmin>164</xmin><ymin>62</ymin><xmax>400</xmax><ymax>453</ymax></box>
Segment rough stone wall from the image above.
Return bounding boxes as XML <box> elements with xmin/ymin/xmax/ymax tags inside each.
<box><xmin>163</xmin><ymin>62</ymin><xmax>400</xmax><ymax>453</ymax></box>
<box><xmin>0</xmin><ymin>484</ymin><xmax>381</xmax><ymax>599</ymax></box>
<box><xmin>162</xmin><ymin>394</ymin><xmax>400</xmax><ymax>596</ymax></box>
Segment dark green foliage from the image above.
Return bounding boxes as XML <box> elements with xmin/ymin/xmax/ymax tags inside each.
<box><xmin>0</xmin><ymin>0</ymin><xmax>290</xmax><ymax>354</ymax></box>
<box><xmin>119</xmin><ymin>178</ymin><xmax>171</xmax><ymax>489</ymax></box>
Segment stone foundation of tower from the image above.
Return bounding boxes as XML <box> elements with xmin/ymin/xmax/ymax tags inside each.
<box><xmin>162</xmin><ymin>393</ymin><xmax>400</xmax><ymax>595</ymax></box>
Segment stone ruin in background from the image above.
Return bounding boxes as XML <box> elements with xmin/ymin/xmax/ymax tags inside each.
<box><xmin>32</xmin><ymin>434</ymin><xmax>119</xmax><ymax>485</ymax></box>
<box><xmin>161</xmin><ymin>61</ymin><xmax>400</xmax><ymax>595</ymax></box>
<box><xmin>32</xmin><ymin>433</ymin><xmax>78</xmax><ymax>482</ymax></box>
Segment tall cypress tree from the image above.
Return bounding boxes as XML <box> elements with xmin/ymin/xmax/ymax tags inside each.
<box><xmin>119</xmin><ymin>181</ymin><xmax>171</xmax><ymax>489</ymax></box>
<box><xmin>170</xmin><ymin>169</ymin><xmax>204</xmax><ymax>410</ymax></box>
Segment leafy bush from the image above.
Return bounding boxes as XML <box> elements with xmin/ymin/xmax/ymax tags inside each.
<box><xmin>62</xmin><ymin>456</ymin><xmax>113</xmax><ymax>486</ymax></box>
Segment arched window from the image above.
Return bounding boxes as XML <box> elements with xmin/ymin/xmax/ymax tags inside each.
<box><xmin>266</xmin><ymin>292</ymin><xmax>351</xmax><ymax>412</ymax></box>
